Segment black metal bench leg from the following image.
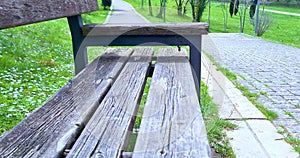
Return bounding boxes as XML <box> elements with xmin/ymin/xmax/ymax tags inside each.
<box><xmin>189</xmin><ymin>36</ymin><xmax>202</xmax><ymax>100</ymax></box>
<box><xmin>67</xmin><ymin>15</ymin><xmax>88</xmax><ymax>75</ymax></box>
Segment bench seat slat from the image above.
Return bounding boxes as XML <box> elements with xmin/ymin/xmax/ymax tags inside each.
<box><xmin>133</xmin><ymin>48</ymin><xmax>211</xmax><ymax>157</ymax></box>
<box><xmin>0</xmin><ymin>48</ymin><xmax>133</xmax><ymax>157</ymax></box>
<box><xmin>82</xmin><ymin>23</ymin><xmax>209</xmax><ymax>36</ymax></box>
<box><xmin>0</xmin><ymin>0</ymin><xmax>99</xmax><ymax>29</ymax></box>
<box><xmin>67</xmin><ymin>48</ymin><xmax>153</xmax><ymax>157</ymax></box>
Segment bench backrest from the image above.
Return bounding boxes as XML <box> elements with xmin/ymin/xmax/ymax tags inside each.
<box><xmin>0</xmin><ymin>0</ymin><xmax>99</xmax><ymax>30</ymax></box>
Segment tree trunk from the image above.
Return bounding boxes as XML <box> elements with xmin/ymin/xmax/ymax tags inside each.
<box><xmin>221</xmin><ymin>1</ymin><xmax>228</xmax><ymax>32</ymax></box>
<box><xmin>183</xmin><ymin>0</ymin><xmax>189</xmax><ymax>15</ymax></box>
<box><xmin>241</xmin><ymin>0</ymin><xmax>248</xmax><ymax>33</ymax></box>
<box><xmin>254</xmin><ymin>0</ymin><xmax>261</xmax><ymax>34</ymax></box>
<box><xmin>157</xmin><ymin>0</ymin><xmax>163</xmax><ymax>18</ymax></box>
<box><xmin>148</xmin><ymin>0</ymin><xmax>153</xmax><ymax>16</ymax></box>
<box><xmin>195</xmin><ymin>0</ymin><xmax>206</xmax><ymax>22</ymax></box>
<box><xmin>208</xmin><ymin>0</ymin><xmax>211</xmax><ymax>25</ymax></box>
<box><xmin>177</xmin><ymin>1</ymin><xmax>183</xmax><ymax>16</ymax></box>
<box><xmin>190</xmin><ymin>1</ymin><xmax>196</xmax><ymax>21</ymax></box>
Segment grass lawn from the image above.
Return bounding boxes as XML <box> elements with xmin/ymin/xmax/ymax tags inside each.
<box><xmin>0</xmin><ymin>1</ymin><xmax>109</xmax><ymax>135</ymax></box>
<box><xmin>200</xmin><ymin>82</ymin><xmax>237</xmax><ymax>157</ymax></box>
<box><xmin>127</xmin><ymin>0</ymin><xmax>300</xmax><ymax>48</ymax></box>
<box><xmin>0</xmin><ymin>19</ymin><xmax>74</xmax><ymax>135</ymax></box>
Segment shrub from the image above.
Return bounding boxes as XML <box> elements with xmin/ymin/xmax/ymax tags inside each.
<box><xmin>251</xmin><ymin>8</ymin><xmax>273</xmax><ymax>36</ymax></box>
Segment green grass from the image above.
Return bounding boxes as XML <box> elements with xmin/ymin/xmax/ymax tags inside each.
<box><xmin>134</xmin><ymin>77</ymin><xmax>152</xmax><ymax>129</ymax></box>
<box><xmin>126</xmin><ymin>0</ymin><xmax>194</xmax><ymax>23</ymax></box>
<box><xmin>0</xmin><ymin>20</ymin><xmax>73</xmax><ymax>135</ymax></box>
<box><xmin>201</xmin><ymin>82</ymin><xmax>237</xmax><ymax>157</ymax></box>
<box><xmin>258</xmin><ymin>12</ymin><xmax>300</xmax><ymax>48</ymax></box>
<box><xmin>285</xmin><ymin>136</ymin><xmax>300</xmax><ymax>153</ymax></box>
<box><xmin>0</xmin><ymin>1</ymin><xmax>109</xmax><ymax>135</ymax></box>
<box><xmin>127</xmin><ymin>0</ymin><xmax>300</xmax><ymax>48</ymax></box>
<box><xmin>283</xmin><ymin>109</ymin><xmax>300</xmax><ymax>123</ymax></box>
<box><xmin>277</xmin><ymin>125</ymin><xmax>300</xmax><ymax>154</ymax></box>
<box><xmin>204</xmin><ymin>4</ymin><xmax>300</xmax><ymax>48</ymax></box>
<box><xmin>126</xmin><ymin>77</ymin><xmax>151</xmax><ymax>152</ymax></box>
<box><xmin>260</xmin><ymin>91</ymin><xmax>268</xmax><ymax>97</ymax></box>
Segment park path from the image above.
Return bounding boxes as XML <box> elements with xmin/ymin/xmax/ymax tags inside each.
<box><xmin>203</xmin><ymin>33</ymin><xmax>300</xmax><ymax>138</ymax></box>
<box><xmin>263</xmin><ymin>9</ymin><xmax>300</xmax><ymax>16</ymax></box>
<box><xmin>104</xmin><ymin>0</ymin><xmax>149</xmax><ymax>24</ymax></box>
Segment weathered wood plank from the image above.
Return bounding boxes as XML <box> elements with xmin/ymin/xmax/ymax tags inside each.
<box><xmin>67</xmin><ymin>48</ymin><xmax>153</xmax><ymax>158</ymax></box>
<box><xmin>133</xmin><ymin>48</ymin><xmax>211</xmax><ymax>157</ymax></box>
<box><xmin>82</xmin><ymin>23</ymin><xmax>209</xmax><ymax>36</ymax></box>
<box><xmin>0</xmin><ymin>48</ymin><xmax>133</xmax><ymax>157</ymax></box>
<box><xmin>0</xmin><ymin>0</ymin><xmax>99</xmax><ymax>29</ymax></box>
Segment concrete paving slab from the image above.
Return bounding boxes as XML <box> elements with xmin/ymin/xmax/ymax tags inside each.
<box><xmin>227</xmin><ymin>120</ymin><xmax>269</xmax><ymax>158</ymax></box>
<box><xmin>246</xmin><ymin>120</ymin><xmax>298</xmax><ymax>158</ymax></box>
<box><xmin>227</xmin><ymin>120</ymin><xmax>299</xmax><ymax>158</ymax></box>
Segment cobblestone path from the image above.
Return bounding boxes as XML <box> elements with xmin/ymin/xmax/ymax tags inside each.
<box><xmin>203</xmin><ymin>33</ymin><xmax>300</xmax><ymax>138</ymax></box>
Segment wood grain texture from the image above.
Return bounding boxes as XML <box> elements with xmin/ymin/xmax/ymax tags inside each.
<box><xmin>0</xmin><ymin>48</ymin><xmax>133</xmax><ymax>157</ymax></box>
<box><xmin>82</xmin><ymin>23</ymin><xmax>209</xmax><ymax>36</ymax></box>
<box><xmin>67</xmin><ymin>48</ymin><xmax>153</xmax><ymax>158</ymax></box>
<box><xmin>132</xmin><ymin>48</ymin><xmax>211</xmax><ymax>157</ymax></box>
<box><xmin>0</xmin><ymin>0</ymin><xmax>99</xmax><ymax>29</ymax></box>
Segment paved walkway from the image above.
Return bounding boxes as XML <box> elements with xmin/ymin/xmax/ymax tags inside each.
<box><xmin>263</xmin><ymin>9</ymin><xmax>300</xmax><ymax>16</ymax></box>
<box><xmin>104</xmin><ymin>0</ymin><xmax>149</xmax><ymax>24</ymax></box>
<box><xmin>203</xmin><ymin>33</ymin><xmax>300</xmax><ymax>139</ymax></box>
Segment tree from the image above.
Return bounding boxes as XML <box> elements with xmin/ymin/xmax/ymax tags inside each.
<box><xmin>228</xmin><ymin>0</ymin><xmax>249</xmax><ymax>33</ymax></box>
<box><xmin>252</xmin><ymin>7</ymin><xmax>273</xmax><ymax>36</ymax></box>
<box><xmin>183</xmin><ymin>1</ymin><xmax>190</xmax><ymax>15</ymax></box>
<box><xmin>190</xmin><ymin>0</ymin><xmax>207</xmax><ymax>22</ymax></box>
<box><xmin>148</xmin><ymin>0</ymin><xmax>153</xmax><ymax>16</ymax></box>
<box><xmin>238</xmin><ymin>0</ymin><xmax>249</xmax><ymax>33</ymax></box>
<box><xmin>156</xmin><ymin>0</ymin><xmax>165</xmax><ymax>18</ymax></box>
<box><xmin>221</xmin><ymin>0</ymin><xmax>229</xmax><ymax>32</ymax></box>
<box><xmin>207</xmin><ymin>0</ymin><xmax>211</xmax><ymax>25</ymax></box>
<box><xmin>174</xmin><ymin>0</ymin><xmax>189</xmax><ymax>16</ymax></box>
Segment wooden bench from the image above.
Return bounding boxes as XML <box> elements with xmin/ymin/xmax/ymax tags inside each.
<box><xmin>0</xmin><ymin>0</ymin><xmax>211</xmax><ymax>157</ymax></box>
